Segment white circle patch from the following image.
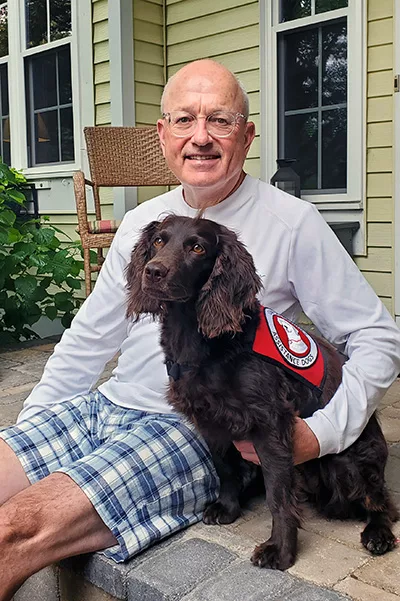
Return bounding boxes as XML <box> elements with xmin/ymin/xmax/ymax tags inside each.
<box><xmin>264</xmin><ymin>307</ymin><xmax>318</xmax><ymax>369</ymax></box>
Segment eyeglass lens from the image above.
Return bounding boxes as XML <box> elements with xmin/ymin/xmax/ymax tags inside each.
<box><xmin>168</xmin><ymin>112</ymin><xmax>237</xmax><ymax>137</ymax></box>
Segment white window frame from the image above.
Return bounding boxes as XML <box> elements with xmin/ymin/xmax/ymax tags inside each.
<box><xmin>7</xmin><ymin>0</ymin><xmax>94</xmax><ymax>179</ymax></box>
<box><xmin>261</xmin><ymin>0</ymin><xmax>366</xmax><ymax>212</ymax></box>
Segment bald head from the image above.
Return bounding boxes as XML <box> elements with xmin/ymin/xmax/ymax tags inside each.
<box><xmin>161</xmin><ymin>59</ymin><xmax>249</xmax><ymax>118</ymax></box>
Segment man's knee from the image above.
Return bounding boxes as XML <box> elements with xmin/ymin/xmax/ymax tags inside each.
<box><xmin>0</xmin><ymin>439</ymin><xmax>30</xmax><ymax>504</ymax></box>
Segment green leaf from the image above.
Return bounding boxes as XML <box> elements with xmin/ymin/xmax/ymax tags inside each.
<box><xmin>24</xmin><ymin>310</ymin><xmax>42</xmax><ymax>326</ymax></box>
<box><xmin>48</xmin><ymin>236</ymin><xmax>61</xmax><ymax>249</ymax></box>
<box><xmin>66</xmin><ymin>276</ymin><xmax>82</xmax><ymax>290</ymax></box>
<box><xmin>53</xmin><ymin>291</ymin><xmax>75</xmax><ymax>312</ymax></box>
<box><xmin>1</xmin><ymin>254</ymin><xmax>19</xmax><ymax>277</ymax></box>
<box><xmin>45</xmin><ymin>305</ymin><xmax>58</xmax><ymax>320</ymax></box>
<box><xmin>32</xmin><ymin>286</ymin><xmax>47</xmax><ymax>301</ymax></box>
<box><xmin>39</xmin><ymin>277</ymin><xmax>52</xmax><ymax>289</ymax></box>
<box><xmin>0</xmin><ymin>162</ymin><xmax>16</xmax><ymax>183</ymax></box>
<box><xmin>3</xmin><ymin>277</ymin><xmax>15</xmax><ymax>293</ymax></box>
<box><xmin>12</xmin><ymin>241</ymin><xmax>37</xmax><ymax>260</ymax></box>
<box><xmin>14</xmin><ymin>275</ymin><xmax>38</xmax><ymax>299</ymax></box>
<box><xmin>69</xmin><ymin>261</ymin><xmax>84</xmax><ymax>276</ymax></box>
<box><xmin>61</xmin><ymin>313</ymin><xmax>74</xmax><ymax>328</ymax></box>
<box><xmin>32</xmin><ymin>227</ymin><xmax>55</xmax><ymax>246</ymax></box>
<box><xmin>48</xmin><ymin>253</ymin><xmax>75</xmax><ymax>285</ymax></box>
<box><xmin>28</xmin><ymin>254</ymin><xmax>48</xmax><ymax>270</ymax></box>
<box><xmin>7</xmin><ymin>189</ymin><xmax>27</xmax><ymax>205</ymax></box>
<box><xmin>7</xmin><ymin>228</ymin><xmax>23</xmax><ymax>244</ymax></box>
<box><xmin>0</xmin><ymin>224</ymin><xmax>9</xmax><ymax>244</ymax></box>
<box><xmin>0</xmin><ymin>208</ymin><xmax>16</xmax><ymax>226</ymax></box>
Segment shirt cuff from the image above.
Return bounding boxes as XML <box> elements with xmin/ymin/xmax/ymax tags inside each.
<box><xmin>303</xmin><ymin>410</ymin><xmax>342</xmax><ymax>457</ymax></box>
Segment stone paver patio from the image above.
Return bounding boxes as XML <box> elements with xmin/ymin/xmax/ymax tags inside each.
<box><xmin>1</xmin><ymin>338</ymin><xmax>399</xmax><ymax>601</ymax></box>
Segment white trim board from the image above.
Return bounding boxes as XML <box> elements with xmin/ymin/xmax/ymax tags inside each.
<box><xmin>109</xmin><ymin>0</ymin><xmax>137</xmax><ymax>219</ymax></box>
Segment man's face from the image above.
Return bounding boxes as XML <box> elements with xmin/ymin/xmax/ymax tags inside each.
<box><xmin>157</xmin><ymin>69</ymin><xmax>255</xmax><ymax>195</ymax></box>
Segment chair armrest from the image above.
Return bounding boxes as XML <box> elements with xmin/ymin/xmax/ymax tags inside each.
<box><xmin>73</xmin><ymin>171</ymin><xmax>90</xmax><ymax>237</ymax></box>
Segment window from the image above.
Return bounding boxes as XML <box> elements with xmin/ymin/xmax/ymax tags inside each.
<box><xmin>24</xmin><ymin>0</ymin><xmax>74</xmax><ymax>167</ymax></box>
<box><xmin>25</xmin><ymin>0</ymin><xmax>71</xmax><ymax>48</ymax></box>
<box><xmin>263</xmin><ymin>0</ymin><xmax>365</xmax><ymax>207</ymax></box>
<box><xmin>26</xmin><ymin>45</ymin><xmax>74</xmax><ymax>165</ymax></box>
<box><xmin>0</xmin><ymin>2</ymin><xmax>10</xmax><ymax>165</ymax></box>
<box><xmin>278</xmin><ymin>19</ymin><xmax>347</xmax><ymax>193</ymax></box>
<box><xmin>3</xmin><ymin>0</ymin><xmax>84</xmax><ymax>173</ymax></box>
<box><xmin>0</xmin><ymin>2</ymin><xmax>8</xmax><ymax>56</ymax></box>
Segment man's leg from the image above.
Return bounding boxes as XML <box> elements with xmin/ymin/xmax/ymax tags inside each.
<box><xmin>0</xmin><ymin>471</ymin><xmax>117</xmax><ymax>601</ymax></box>
<box><xmin>0</xmin><ymin>440</ymin><xmax>30</xmax><ymax>504</ymax></box>
<box><xmin>0</xmin><ymin>393</ymin><xmax>218</xmax><ymax>598</ymax></box>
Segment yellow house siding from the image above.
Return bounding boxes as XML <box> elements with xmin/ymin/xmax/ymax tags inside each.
<box><xmin>93</xmin><ymin>0</ymin><xmax>111</xmax><ymax>126</ymax></box>
<box><xmin>355</xmin><ymin>0</ymin><xmax>395</xmax><ymax>311</ymax></box>
<box><xmin>166</xmin><ymin>0</ymin><xmax>260</xmax><ymax>178</ymax></box>
<box><xmin>133</xmin><ymin>0</ymin><xmax>167</xmax><ymax>202</ymax></box>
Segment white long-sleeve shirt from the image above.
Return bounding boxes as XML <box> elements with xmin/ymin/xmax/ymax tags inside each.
<box><xmin>18</xmin><ymin>175</ymin><xmax>400</xmax><ymax>456</ymax></box>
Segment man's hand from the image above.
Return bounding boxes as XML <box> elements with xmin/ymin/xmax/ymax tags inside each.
<box><xmin>233</xmin><ymin>417</ymin><xmax>320</xmax><ymax>466</ymax></box>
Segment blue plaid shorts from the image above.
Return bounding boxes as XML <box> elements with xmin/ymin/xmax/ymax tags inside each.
<box><xmin>0</xmin><ymin>391</ymin><xmax>218</xmax><ymax>562</ymax></box>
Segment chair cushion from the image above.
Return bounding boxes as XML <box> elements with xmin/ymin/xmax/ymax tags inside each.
<box><xmin>76</xmin><ymin>219</ymin><xmax>121</xmax><ymax>234</ymax></box>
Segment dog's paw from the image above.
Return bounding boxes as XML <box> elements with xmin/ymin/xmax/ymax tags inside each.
<box><xmin>202</xmin><ymin>500</ymin><xmax>241</xmax><ymax>525</ymax></box>
<box><xmin>361</xmin><ymin>523</ymin><xmax>397</xmax><ymax>555</ymax></box>
<box><xmin>250</xmin><ymin>540</ymin><xmax>295</xmax><ymax>570</ymax></box>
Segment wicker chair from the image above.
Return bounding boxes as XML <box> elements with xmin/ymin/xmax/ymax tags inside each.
<box><xmin>74</xmin><ymin>126</ymin><xmax>179</xmax><ymax>296</ymax></box>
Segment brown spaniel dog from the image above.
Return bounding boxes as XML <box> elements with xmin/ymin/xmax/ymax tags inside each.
<box><xmin>126</xmin><ymin>215</ymin><xmax>398</xmax><ymax>570</ymax></box>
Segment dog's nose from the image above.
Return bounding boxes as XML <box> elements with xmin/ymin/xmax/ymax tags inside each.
<box><xmin>145</xmin><ymin>262</ymin><xmax>169</xmax><ymax>282</ymax></box>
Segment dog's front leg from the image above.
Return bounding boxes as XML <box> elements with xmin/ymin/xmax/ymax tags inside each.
<box><xmin>251</xmin><ymin>438</ymin><xmax>301</xmax><ymax>570</ymax></box>
<box><xmin>202</xmin><ymin>443</ymin><xmax>243</xmax><ymax>525</ymax></box>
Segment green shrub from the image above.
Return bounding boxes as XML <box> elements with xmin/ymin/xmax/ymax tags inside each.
<box><xmin>0</xmin><ymin>161</ymin><xmax>84</xmax><ymax>345</ymax></box>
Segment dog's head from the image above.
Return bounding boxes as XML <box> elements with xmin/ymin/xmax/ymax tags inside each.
<box><xmin>126</xmin><ymin>215</ymin><xmax>261</xmax><ymax>338</ymax></box>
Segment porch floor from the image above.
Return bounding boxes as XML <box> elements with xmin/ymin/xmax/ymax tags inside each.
<box><xmin>1</xmin><ymin>339</ymin><xmax>399</xmax><ymax>601</ymax></box>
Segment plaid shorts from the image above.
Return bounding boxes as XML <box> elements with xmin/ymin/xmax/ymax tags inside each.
<box><xmin>0</xmin><ymin>391</ymin><xmax>218</xmax><ymax>562</ymax></box>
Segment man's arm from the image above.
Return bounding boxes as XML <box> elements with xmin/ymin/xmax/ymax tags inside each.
<box><xmin>288</xmin><ymin>203</ymin><xmax>400</xmax><ymax>457</ymax></box>
<box><xmin>18</xmin><ymin>215</ymin><xmax>136</xmax><ymax>422</ymax></box>
<box><xmin>235</xmin><ymin>203</ymin><xmax>400</xmax><ymax>464</ymax></box>
<box><xmin>234</xmin><ymin>418</ymin><xmax>319</xmax><ymax>465</ymax></box>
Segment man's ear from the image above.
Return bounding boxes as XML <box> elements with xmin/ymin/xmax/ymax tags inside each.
<box><xmin>157</xmin><ymin>119</ymin><xmax>166</xmax><ymax>157</ymax></box>
<box><xmin>244</xmin><ymin>121</ymin><xmax>256</xmax><ymax>156</ymax></box>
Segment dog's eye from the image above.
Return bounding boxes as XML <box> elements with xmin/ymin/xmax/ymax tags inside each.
<box><xmin>192</xmin><ymin>244</ymin><xmax>206</xmax><ymax>255</ymax></box>
<box><xmin>153</xmin><ymin>237</ymin><xmax>164</xmax><ymax>248</ymax></box>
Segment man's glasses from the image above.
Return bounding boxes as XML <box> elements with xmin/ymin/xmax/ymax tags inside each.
<box><xmin>162</xmin><ymin>111</ymin><xmax>246</xmax><ymax>138</ymax></box>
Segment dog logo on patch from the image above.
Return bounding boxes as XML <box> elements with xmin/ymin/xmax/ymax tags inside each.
<box><xmin>264</xmin><ymin>308</ymin><xmax>318</xmax><ymax>369</ymax></box>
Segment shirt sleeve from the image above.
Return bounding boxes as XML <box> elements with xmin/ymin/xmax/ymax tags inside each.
<box><xmin>17</xmin><ymin>214</ymin><xmax>138</xmax><ymax>423</ymax></box>
<box><xmin>288</xmin><ymin>203</ymin><xmax>400</xmax><ymax>456</ymax></box>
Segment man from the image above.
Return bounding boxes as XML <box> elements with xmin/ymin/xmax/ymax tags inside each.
<box><xmin>0</xmin><ymin>59</ymin><xmax>399</xmax><ymax>597</ymax></box>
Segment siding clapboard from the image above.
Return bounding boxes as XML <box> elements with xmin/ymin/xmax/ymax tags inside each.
<box><xmin>355</xmin><ymin>0</ymin><xmax>395</xmax><ymax>311</ymax></box>
<box><xmin>166</xmin><ymin>0</ymin><xmax>260</xmax><ymax>178</ymax></box>
<box><xmin>93</xmin><ymin>0</ymin><xmax>111</xmax><ymax>126</ymax></box>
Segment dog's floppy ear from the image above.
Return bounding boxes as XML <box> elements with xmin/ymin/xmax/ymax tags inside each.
<box><xmin>196</xmin><ymin>227</ymin><xmax>261</xmax><ymax>338</ymax></box>
<box><xmin>126</xmin><ymin>220</ymin><xmax>163</xmax><ymax>319</ymax></box>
